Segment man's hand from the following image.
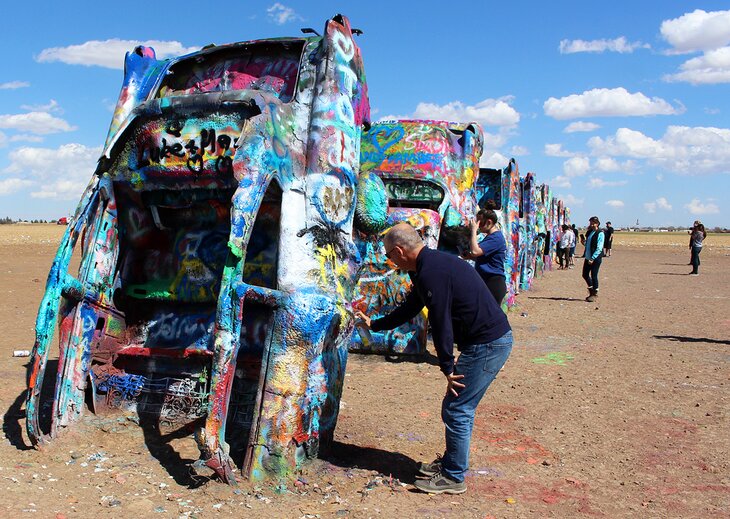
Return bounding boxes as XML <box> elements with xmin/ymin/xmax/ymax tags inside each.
<box><xmin>355</xmin><ymin>311</ymin><xmax>371</xmax><ymax>328</ymax></box>
<box><xmin>446</xmin><ymin>372</ymin><xmax>465</xmax><ymax>397</ymax></box>
<box><xmin>469</xmin><ymin>218</ymin><xmax>479</xmax><ymax>235</ymax></box>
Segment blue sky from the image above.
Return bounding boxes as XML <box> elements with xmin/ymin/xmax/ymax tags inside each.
<box><xmin>1</xmin><ymin>1</ymin><xmax>728</xmax><ymax>228</ymax></box>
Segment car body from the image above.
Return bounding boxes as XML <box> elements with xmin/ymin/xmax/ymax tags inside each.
<box><xmin>350</xmin><ymin>119</ymin><xmax>483</xmax><ymax>355</ymax></box>
<box><xmin>27</xmin><ymin>14</ymin><xmax>370</xmax><ymax>484</ymax></box>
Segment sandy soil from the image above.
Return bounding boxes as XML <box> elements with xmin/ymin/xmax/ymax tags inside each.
<box><xmin>0</xmin><ymin>224</ymin><xmax>728</xmax><ymax>518</ymax></box>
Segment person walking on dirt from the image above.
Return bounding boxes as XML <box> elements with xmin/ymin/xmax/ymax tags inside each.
<box><xmin>583</xmin><ymin>216</ymin><xmax>605</xmax><ymax>302</ymax></box>
<box><xmin>689</xmin><ymin>222</ymin><xmax>706</xmax><ymax>276</ymax></box>
<box><xmin>356</xmin><ymin>223</ymin><xmax>512</xmax><ymax>495</ymax></box>
<box><xmin>603</xmin><ymin>222</ymin><xmax>614</xmax><ymax>257</ymax></box>
<box><xmin>466</xmin><ymin>209</ymin><xmax>507</xmax><ymax>305</ymax></box>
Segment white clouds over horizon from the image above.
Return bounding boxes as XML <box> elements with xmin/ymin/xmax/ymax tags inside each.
<box><xmin>605</xmin><ymin>199</ymin><xmax>625</xmax><ymax>208</ymax></box>
<box><xmin>644</xmin><ymin>197</ymin><xmax>672</xmax><ymax>213</ymax></box>
<box><xmin>3</xmin><ymin>143</ymin><xmax>101</xmax><ymax>200</ymax></box>
<box><xmin>544</xmin><ymin>88</ymin><xmax>684</xmax><ymax>119</ymax></box>
<box><xmin>559</xmin><ymin>37</ymin><xmax>649</xmax><ymax>54</ymax></box>
<box><xmin>685</xmin><ymin>198</ymin><xmax>719</xmax><ymax>215</ymax></box>
<box><xmin>588</xmin><ymin>126</ymin><xmax>730</xmax><ymax>174</ymax></box>
<box><xmin>36</xmin><ymin>39</ymin><xmax>200</xmax><ymax>69</ymax></box>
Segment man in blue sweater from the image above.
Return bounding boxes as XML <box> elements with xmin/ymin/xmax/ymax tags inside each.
<box><xmin>356</xmin><ymin>223</ymin><xmax>513</xmax><ymax>494</ymax></box>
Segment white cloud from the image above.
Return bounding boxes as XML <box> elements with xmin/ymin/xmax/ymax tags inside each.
<box><xmin>411</xmin><ymin>97</ymin><xmax>520</xmax><ymax>127</ymax></box>
<box><xmin>36</xmin><ymin>39</ymin><xmax>199</xmax><ymax>69</ymax></box>
<box><xmin>562</xmin><ymin>194</ymin><xmax>584</xmax><ymax>207</ymax></box>
<box><xmin>0</xmin><ymin>178</ymin><xmax>34</xmax><ymax>195</ymax></box>
<box><xmin>544</xmin><ymin>143</ymin><xmax>575</xmax><ymax>157</ymax></box>
<box><xmin>685</xmin><ymin>198</ymin><xmax>719</xmax><ymax>215</ymax></box>
<box><xmin>4</xmin><ymin>143</ymin><xmax>101</xmax><ymax>199</ymax></box>
<box><xmin>0</xmin><ymin>81</ymin><xmax>30</xmax><ymax>90</ymax></box>
<box><xmin>564</xmin><ymin>121</ymin><xmax>601</xmax><ymax>133</ymax></box>
<box><xmin>20</xmin><ymin>99</ymin><xmax>61</xmax><ymax>114</ymax></box>
<box><xmin>480</xmin><ymin>151</ymin><xmax>510</xmax><ymax>169</ymax></box>
<box><xmin>267</xmin><ymin>3</ymin><xmax>303</xmax><ymax>25</ymax></box>
<box><xmin>559</xmin><ymin>37</ymin><xmax>649</xmax><ymax>54</ymax></box>
<box><xmin>544</xmin><ymin>87</ymin><xmax>684</xmax><ymax>119</ymax></box>
<box><xmin>663</xmin><ymin>46</ymin><xmax>730</xmax><ymax>84</ymax></box>
<box><xmin>509</xmin><ymin>145</ymin><xmax>528</xmax><ymax>156</ymax></box>
<box><xmin>644</xmin><ymin>197</ymin><xmax>672</xmax><ymax>213</ymax></box>
<box><xmin>550</xmin><ymin>175</ymin><xmax>572</xmax><ymax>188</ymax></box>
<box><xmin>605</xmin><ymin>200</ymin><xmax>625</xmax><ymax>208</ymax></box>
<box><xmin>563</xmin><ymin>156</ymin><xmax>590</xmax><ymax>177</ymax></box>
<box><xmin>0</xmin><ymin>111</ymin><xmax>75</xmax><ymax>135</ymax></box>
<box><xmin>656</xmin><ymin>173</ymin><xmax>664</xmax><ymax>181</ymax></box>
<box><xmin>594</xmin><ymin>157</ymin><xmax>619</xmax><ymax>172</ymax></box>
<box><xmin>660</xmin><ymin>9</ymin><xmax>730</xmax><ymax>54</ymax></box>
<box><xmin>588</xmin><ymin>126</ymin><xmax>730</xmax><ymax>175</ymax></box>
<box><xmin>587</xmin><ymin>177</ymin><xmax>628</xmax><ymax>189</ymax></box>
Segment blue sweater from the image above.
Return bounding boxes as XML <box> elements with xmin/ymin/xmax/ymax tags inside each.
<box><xmin>371</xmin><ymin>247</ymin><xmax>511</xmax><ymax>375</ymax></box>
<box><xmin>584</xmin><ymin>230</ymin><xmax>605</xmax><ymax>261</ymax></box>
<box><xmin>475</xmin><ymin>230</ymin><xmax>506</xmax><ymax>279</ymax></box>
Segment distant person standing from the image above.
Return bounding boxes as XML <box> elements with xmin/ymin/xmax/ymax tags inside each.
<box><xmin>569</xmin><ymin>224</ymin><xmax>578</xmax><ymax>267</ymax></box>
<box><xmin>556</xmin><ymin>224</ymin><xmax>571</xmax><ymax>269</ymax></box>
<box><xmin>467</xmin><ymin>209</ymin><xmax>507</xmax><ymax>305</ymax></box>
<box><xmin>689</xmin><ymin>222</ymin><xmax>706</xmax><ymax>276</ymax></box>
<box><xmin>582</xmin><ymin>216</ymin><xmax>604</xmax><ymax>302</ymax></box>
<box><xmin>603</xmin><ymin>222</ymin><xmax>614</xmax><ymax>257</ymax></box>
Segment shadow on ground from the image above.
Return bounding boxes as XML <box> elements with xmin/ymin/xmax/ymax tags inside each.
<box><xmin>653</xmin><ymin>335</ymin><xmax>730</xmax><ymax>345</ymax></box>
<box><xmin>321</xmin><ymin>441</ymin><xmax>418</xmax><ymax>483</ymax></box>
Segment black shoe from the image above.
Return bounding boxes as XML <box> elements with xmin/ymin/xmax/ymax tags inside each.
<box><xmin>413</xmin><ymin>472</ymin><xmax>467</xmax><ymax>494</ymax></box>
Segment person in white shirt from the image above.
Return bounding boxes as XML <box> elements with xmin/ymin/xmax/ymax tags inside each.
<box><xmin>557</xmin><ymin>224</ymin><xmax>572</xmax><ymax>269</ymax></box>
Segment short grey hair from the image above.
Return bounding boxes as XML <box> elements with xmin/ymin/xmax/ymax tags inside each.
<box><xmin>383</xmin><ymin>222</ymin><xmax>423</xmax><ymax>252</ymax></box>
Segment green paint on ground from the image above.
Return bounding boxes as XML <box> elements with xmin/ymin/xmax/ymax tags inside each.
<box><xmin>531</xmin><ymin>352</ymin><xmax>574</xmax><ymax>365</ymax></box>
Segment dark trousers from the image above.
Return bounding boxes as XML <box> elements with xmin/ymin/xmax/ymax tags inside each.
<box><xmin>483</xmin><ymin>275</ymin><xmax>507</xmax><ymax>306</ymax></box>
<box><xmin>582</xmin><ymin>257</ymin><xmax>602</xmax><ymax>291</ymax></box>
<box><xmin>556</xmin><ymin>246</ymin><xmax>565</xmax><ymax>268</ymax></box>
<box><xmin>690</xmin><ymin>246</ymin><xmax>702</xmax><ymax>273</ymax></box>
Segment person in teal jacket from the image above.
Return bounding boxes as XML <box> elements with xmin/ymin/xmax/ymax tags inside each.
<box><xmin>582</xmin><ymin>216</ymin><xmax>604</xmax><ymax>302</ymax></box>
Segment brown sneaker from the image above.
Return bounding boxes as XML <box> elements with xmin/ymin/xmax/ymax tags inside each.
<box><xmin>413</xmin><ymin>472</ymin><xmax>467</xmax><ymax>494</ymax></box>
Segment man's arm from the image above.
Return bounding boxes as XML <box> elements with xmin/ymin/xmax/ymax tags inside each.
<box><xmin>369</xmin><ymin>288</ymin><xmax>425</xmax><ymax>332</ymax></box>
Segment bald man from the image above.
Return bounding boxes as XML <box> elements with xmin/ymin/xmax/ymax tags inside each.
<box><xmin>357</xmin><ymin>223</ymin><xmax>512</xmax><ymax>494</ymax></box>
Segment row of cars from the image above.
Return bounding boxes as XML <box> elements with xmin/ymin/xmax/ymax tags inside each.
<box><xmin>25</xmin><ymin>15</ymin><xmax>570</xmax><ymax>484</ymax></box>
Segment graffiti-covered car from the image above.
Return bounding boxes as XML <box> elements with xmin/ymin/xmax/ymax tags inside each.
<box><xmin>26</xmin><ymin>14</ymin><xmax>369</xmax><ymax>484</ymax></box>
<box><xmin>350</xmin><ymin>120</ymin><xmax>483</xmax><ymax>355</ymax></box>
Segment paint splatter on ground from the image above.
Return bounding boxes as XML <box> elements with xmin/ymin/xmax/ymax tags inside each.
<box><xmin>531</xmin><ymin>352</ymin><xmax>575</xmax><ymax>365</ymax></box>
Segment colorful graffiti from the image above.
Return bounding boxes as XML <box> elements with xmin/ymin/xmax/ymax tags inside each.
<box><xmin>518</xmin><ymin>173</ymin><xmax>537</xmax><ymax>291</ymax></box>
<box><xmin>26</xmin><ymin>14</ymin><xmax>371</xmax><ymax>485</ymax></box>
<box><xmin>501</xmin><ymin>159</ymin><xmax>521</xmax><ymax>308</ymax></box>
<box><xmin>351</xmin><ymin>120</ymin><xmax>483</xmax><ymax>354</ymax></box>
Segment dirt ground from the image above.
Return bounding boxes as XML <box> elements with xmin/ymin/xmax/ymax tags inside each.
<box><xmin>0</xmin><ymin>225</ymin><xmax>728</xmax><ymax>518</ymax></box>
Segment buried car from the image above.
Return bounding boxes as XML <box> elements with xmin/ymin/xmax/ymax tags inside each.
<box><xmin>26</xmin><ymin>14</ymin><xmax>370</xmax><ymax>484</ymax></box>
<box><xmin>350</xmin><ymin>119</ymin><xmax>483</xmax><ymax>355</ymax></box>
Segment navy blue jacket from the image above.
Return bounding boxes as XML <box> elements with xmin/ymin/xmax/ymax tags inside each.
<box><xmin>371</xmin><ymin>247</ymin><xmax>511</xmax><ymax>375</ymax></box>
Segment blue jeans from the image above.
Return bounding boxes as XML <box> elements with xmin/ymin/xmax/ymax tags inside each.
<box><xmin>582</xmin><ymin>257</ymin><xmax>602</xmax><ymax>291</ymax></box>
<box><xmin>441</xmin><ymin>330</ymin><xmax>513</xmax><ymax>482</ymax></box>
<box><xmin>691</xmin><ymin>246</ymin><xmax>702</xmax><ymax>273</ymax></box>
